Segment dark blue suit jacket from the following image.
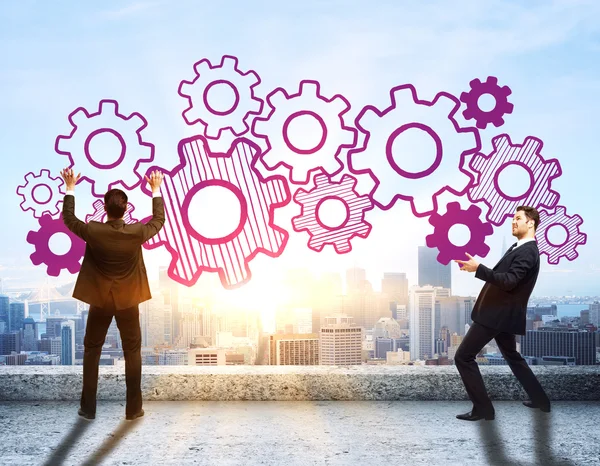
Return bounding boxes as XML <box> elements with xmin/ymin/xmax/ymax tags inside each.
<box><xmin>471</xmin><ymin>240</ymin><xmax>540</xmax><ymax>335</ymax></box>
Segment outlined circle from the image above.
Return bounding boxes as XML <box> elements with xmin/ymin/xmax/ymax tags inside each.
<box><xmin>203</xmin><ymin>80</ymin><xmax>240</xmax><ymax>116</ymax></box>
<box><xmin>32</xmin><ymin>184</ymin><xmax>53</xmax><ymax>205</ymax></box>
<box><xmin>494</xmin><ymin>161</ymin><xmax>534</xmax><ymax>201</ymax></box>
<box><xmin>385</xmin><ymin>123</ymin><xmax>443</xmax><ymax>179</ymax></box>
<box><xmin>315</xmin><ymin>196</ymin><xmax>350</xmax><ymax>231</ymax></box>
<box><xmin>282</xmin><ymin>110</ymin><xmax>328</xmax><ymax>154</ymax></box>
<box><xmin>84</xmin><ymin>128</ymin><xmax>126</xmax><ymax>169</ymax></box>
<box><xmin>181</xmin><ymin>179</ymin><xmax>248</xmax><ymax>244</ymax></box>
<box><xmin>544</xmin><ymin>223</ymin><xmax>570</xmax><ymax>248</ymax></box>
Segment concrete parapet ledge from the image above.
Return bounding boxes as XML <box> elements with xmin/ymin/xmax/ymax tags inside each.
<box><xmin>1</xmin><ymin>365</ymin><xmax>599</xmax><ymax>401</ymax></box>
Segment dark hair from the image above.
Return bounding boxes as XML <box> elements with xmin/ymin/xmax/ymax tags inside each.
<box><xmin>104</xmin><ymin>189</ymin><xmax>128</xmax><ymax>219</ymax></box>
<box><xmin>516</xmin><ymin>205</ymin><xmax>539</xmax><ymax>231</ymax></box>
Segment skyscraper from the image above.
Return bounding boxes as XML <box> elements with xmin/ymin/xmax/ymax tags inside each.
<box><xmin>409</xmin><ymin>285</ymin><xmax>451</xmax><ymax>360</ymax></box>
<box><xmin>0</xmin><ymin>295</ymin><xmax>9</xmax><ymax>334</ymax></box>
<box><xmin>381</xmin><ymin>273</ymin><xmax>409</xmax><ymax>306</ymax></box>
<box><xmin>61</xmin><ymin>320</ymin><xmax>75</xmax><ymax>365</ymax></box>
<box><xmin>319</xmin><ymin>314</ymin><xmax>363</xmax><ymax>365</ymax></box>
<box><xmin>9</xmin><ymin>302</ymin><xmax>25</xmax><ymax>333</ymax></box>
<box><xmin>418</xmin><ymin>246</ymin><xmax>451</xmax><ymax>291</ymax></box>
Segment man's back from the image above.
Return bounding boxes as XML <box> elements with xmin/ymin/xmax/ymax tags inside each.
<box><xmin>62</xmin><ymin>194</ymin><xmax>165</xmax><ymax>310</ymax></box>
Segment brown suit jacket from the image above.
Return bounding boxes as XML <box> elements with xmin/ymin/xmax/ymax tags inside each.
<box><xmin>62</xmin><ymin>194</ymin><xmax>165</xmax><ymax>310</ymax></box>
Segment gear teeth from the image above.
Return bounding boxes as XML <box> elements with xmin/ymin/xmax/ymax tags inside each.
<box><xmin>470</xmin><ymin>78</ymin><xmax>482</xmax><ymax>88</ymax></box>
<box><xmin>491</xmin><ymin>118</ymin><xmax>505</xmax><ymax>128</ymax></box>
<box><xmin>435</xmin><ymin>93</ymin><xmax>459</xmax><ymax>118</ymax></box>
<box><xmin>501</xmin><ymin>86</ymin><xmax>512</xmax><ymax>97</ymax></box>
<box><xmin>358</xmin><ymin>107</ymin><xmax>380</xmax><ymax>131</ymax></box>
<box><xmin>330</xmin><ymin>95</ymin><xmax>349</xmax><ymax>115</ymax></box>
<box><xmin>179</xmin><ymin>81</ymin><xmax>193</xmax><ymax>97</ymax></box>
<box><xmin>193</xmin><ymin>60</ymin><xmax>211</xmax><ymax>75</ymax></box>
<box><xmin>300</xmin><ymin>81</ymin><xmax>319</xmax><ymax>97</ymax></box>
<box><xmin>69</xmin><ymin>108</ymin><xmax>89</xmax><ymax>128</ymax></box>
<box><xmin>486</xmin><ymin>76</ymin><xmax>498</xmax><ymax>86</ymax></box>
<box><xmin>221</xmin><ymin>55</ymin><xmax>238</xmax><ymax>69</ymax></box>
<box><xmin>391</xmin><ymin>87</ymin><xmax>417</xmax><ymax>109</ymax></box>
<box><xmin>269</xmin><ymin>89</ymin><xmax>289</xmax><ymax>108</ymax></box>
<box><xmin>99</xmin><ymin>100</ymin><xmax>118</xmax><ymax>115</ymax></box>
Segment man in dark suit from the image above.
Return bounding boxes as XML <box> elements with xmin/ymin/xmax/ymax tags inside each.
<box><xmin>453</xmin><ymin>205</ymin><xmax>551</xmax><ymax>421</ymax></box>
<box><xmin>59</xmin><ymin>167</ymin><xmax>165</xmax><ymax>421</ymax></box>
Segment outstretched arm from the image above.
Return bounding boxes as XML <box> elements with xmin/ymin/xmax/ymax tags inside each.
<box><xmin>60</xmin><ymin>168</ymin><xmax>90</xmax><ymax>242</ymax></box>
<box><xmin>140</xmin><ymin>170</ymin><xmax>165</xmax><ymax>243</ymax></box>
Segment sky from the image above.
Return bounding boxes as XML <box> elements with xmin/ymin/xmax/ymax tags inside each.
<box><xmin>1</xmin><ymin>0</ymin><xmax>599</xmax><ymax>299</ymax></box>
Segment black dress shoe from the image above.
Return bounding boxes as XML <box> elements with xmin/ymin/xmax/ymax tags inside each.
<box><xmin>125</xmin><ymin>409</ymin><xmax>144</xmax><ymax>421</ymax></box>
<box><xmin>456</xmin><ymin>410</ymin><xmax>495</xmax><ymax>421</ymax></box>
<box><xmin>522</xmin><ymin>401</ymin><xmax>551</xmax><ymax>413</ymax></box>
<box><xmin>78</xmin><ymin>408</ymin><xmax>95</xmax><ymax>420</ymax></box>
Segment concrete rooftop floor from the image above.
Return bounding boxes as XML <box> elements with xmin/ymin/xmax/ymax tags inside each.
<box><xmin>0</xmin><ymin>401</ymin><xmax>598</xmax><ymax>466</ymax></box>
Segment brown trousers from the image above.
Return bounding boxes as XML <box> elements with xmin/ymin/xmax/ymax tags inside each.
<box><xmin>80</xmin><ymin>292</ymin><xmax>142</xmax><ymax>416</ymax></box>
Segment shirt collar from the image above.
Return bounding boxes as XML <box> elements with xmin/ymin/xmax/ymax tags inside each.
<box><xmin>516</xmin><ymin>237</ymin><xmax>536</xmax><ymax>248</ymax></box>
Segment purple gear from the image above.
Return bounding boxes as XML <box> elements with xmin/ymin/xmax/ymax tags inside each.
<box><xmin>292</xmin><ymin>173</ymin><xmax>373</xmax><ymax>254</ymax></box>
<box><xmin>16</xmin><ymin>169</ymin><xmax>65</xmax><ymax>219</ymax></box>
<box><xmin>252</xmin><ymin>80</ymin><xmax>357</xmax><ymax>184</ymax></box>
<box><xmin>85</xmin><ymin>199</ymin><xmax>139</xmax><ymax>224</ymax></box>
<box><xmin>348</xmin><ymin>84</ymin><xmax>481</xmax><ymax>217</ymax></box>
<box><xmin>140</xmin><ymin>136</ymin><xmax>291</xmax><ymax>289</ymax></box>
<box><xmin>468</xmin><ymin>134</ymin><xmax>562</xmax><ymax>226</ymax></box>
<box><xmin>178</xmin><ymin>55</ymin><xmax>263</xmax><ymax>139</ymax></box>
<box><xmin>54</xmin><ymin>99</ymin><xmax>155</xmax><ymax>197</ymax></box>
<box><xmin>536</xmin><ymin>206</ymin><xmax>587</xmax><ymax>265</ymax></box>
<box><xmin>425</xmin><ymin>202</ymin><xmax>493</xmax><ymax>265</ymax></box>
<box><xmin>26</xmin><ymin>214</ymin><xmax>85</xmax><ymax>276</ymax></box>
<box><xmin>460</xmin><ymin>76</ymin><xmax>514</xmax><ymax>130</ymax></box>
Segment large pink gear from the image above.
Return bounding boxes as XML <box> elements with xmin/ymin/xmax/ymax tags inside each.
<box><xmin>292</xmin><ymin>173</ymin><xmax>373</xmax><ymax>254</ymax></box>
<box><xmin>55</xmin><ymin>99</ymin><xmax>155</xmax><ymax>197</ymax></box>
<box><xmin>425</xmin><ymin>202</ymin><xmax>493</xmax><ymax>265</ymax></box>
<box><xmin>85</xmin><ymin>199</ymin><xmax>139</xmax><ymax>224</ymax></box>
<box><xmin>348</xmin><ymin>84</ymin><xmax>481</xmax><ymax>217</ymax></box>
<box><xmin>179</xmin><ymin>55</ymin><xmax>263</xmax><ymax>139</ymax></box>
<box><xmin>468</xmin><ymin>134</ymin><xmax>562</xmax><ymax>226</ymax></box>
<box><xmin>26</xmin><ymin>214</ymin><xmax>86</xmax><ymax>276</ymax></box>
<box><xmin>536</xmin><ymin>206</ymin><xmax>587</xmax><ymax>265</ymax></box>
<box><xmin>16</xmin><ymin>169</ymin><xmax>65</xmax><ymax>219</ymax></box>
<box><xmin>460</xmin><ymin>76</ymin><xmax>514</xmax><ymax>129</ymax></box>
<box><xmin>141</xmin><ymin>136</ymin><xmax>291</xmax><ymax>289</ymax></box>
<box><xmin>252</xmin><ymin>80</ymin><xmax>357</xmax><ymax>184</ymax></box>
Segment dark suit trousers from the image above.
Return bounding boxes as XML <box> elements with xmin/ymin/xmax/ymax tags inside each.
<box><xmin>80</xmin><ymin>292</ymin><xmax>143</xmax><ymax>416</ymax></box>
<box><xmin>455</xmin><ymin>322</ymin><xmax>550</xmax><ymax>415</ymax></box>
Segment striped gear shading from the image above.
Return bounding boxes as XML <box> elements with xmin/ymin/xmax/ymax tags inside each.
<box><xmin>292</xmin><ymin>173</ymin><xmax>373</xmax><ymax>254</ymax></box>
<box><xmin>143</xmin><ymin>136</ymin><xmax>291</xmax><ymax>288</ymax></box>
<box><xmin>468</xmin><ymin>134</ymin><xmax>562</xmax><ymax>226</ymax></box>
<box><xmin>536</xmin><ymin>206</ymin><xmax>587</xmax><ymax>265</ymax></box>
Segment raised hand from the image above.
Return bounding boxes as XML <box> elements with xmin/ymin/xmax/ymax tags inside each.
<box><xmin>60</xmin><ymin>167</ymin><xmax>82</xmax><ymax>191</ymax></box>
<box><xmin>145</xmin><ymin>170</ymin><xmax>164</xmax><ymax>193</ymax></box>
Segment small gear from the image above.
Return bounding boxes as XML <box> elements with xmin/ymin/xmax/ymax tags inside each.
<box><xmin>468</xmin><ymin>134</ymin><xmax>562</xmax><ymax>226</ymax></box>
<box><xmin>292</xmin><ymin>173</ymin><xmax>373</xmax><ymax>254</ymax></box>
<box><xmin>536</xmin><ymin>206</ymin><xmax>587</xmax><ymax>265</ymax></box>
<box><xmin>55</xmin><ymin>99</ymin><xmax>155</xmax><ymax>197</ymax></box>
<box><xmin>179</xmin><ymin>55</ymin><xmax>263</xmax><ymax>138</ymax></box>
<box><xmin>85</xmin><ymin>199</ymin><xmax>139</xmax><ymax>224</ymax></box>
<box><xmin>460</xmin><ymin>76</ymin><xmax>514</xmax><ymax>129</ymax></box>
<box><xmin>26</xmin><ymin>214</ymin><xmax>85</xmax><ymax>276</ymax></box>
<box><xmin>141</xmin><ymin>136</ymin><xmax>291</xmax><ymax>289</ymax></box>
<box><xmin>16</xmin><ymin>169</ymin><xmax>65</xmax><ymax>218</ymax></box>
<box><xmin>425</xmin><ymin>202</ymin><xmax>494</xmax><ymax>265</ymax></box>
<box><xmin>348</xmin><ymin>84</ymin><xmax>480</xmax><ymax>217</ymax></box>
<box><xmin>252</xmin><ymin>80</ymin><xmax>357</xmax><ymax>184</ymax></box>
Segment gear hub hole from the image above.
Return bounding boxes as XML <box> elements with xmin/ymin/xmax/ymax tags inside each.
<box><xmin>386</xmin><ymin>123</ymin><xmax>442</xmax><ymax>178</ymax></box>
<box><xmin>283</xmin><ymin>111</ymin><xmax>327</xmax><ymax>154</ymax></box>
<box><xmin>447</xmin><ymin>223</ymin><xmax>471</xmax><ymax>247</ymax></box>
<box><xmin>183</xmin><ymin>181</ymin><xmax>247</xmax><ymax>243</ymax></box>
<box><xmin>545</xmin><ymin>224</ymin><xmax>569</xmax><ymax>247</ymax></box>
<box><xmin>85</xmin><ymin>128</ymin><xmax>126</xmax><ymax>169</ymax></box>
<box><xmin>316</xmin><ymin>197</ymin><xmax>349</xmax><ymax>230</ymax></box>
<box><xmin>495</xmin><ymin>162</ymin><xmax>533</xmax><ymax>201</ymax></box>
<box><xmin>48</xmin><ymin>232</ymin><xmax>73</xmax><ymax>256</ymax></box>
<box><xmin>32</xmin><ymin>184</ymin><xmax>52</xmax><ymax>204</ymax></box>
<box><xmin>477</xmin><ymin>94</ymin><xmax>497</xmax><ymax>112</ymax></box>
<box><xmin>203</xmin><ymin>80</ymin><xmax>240</xmax><ymax>116</ymax></box>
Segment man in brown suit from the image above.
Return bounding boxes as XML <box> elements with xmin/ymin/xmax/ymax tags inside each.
<box><xmin>60</xmin><ymin>167</ymin><xmax>165</xmax><ymax>421</ymax></box>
